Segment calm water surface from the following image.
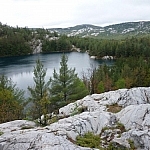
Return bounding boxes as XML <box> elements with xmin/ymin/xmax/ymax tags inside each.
<box><xmin>0</xmin><ymin>52</ymin><xmax>114</xmax><ymax>96</ymax></box>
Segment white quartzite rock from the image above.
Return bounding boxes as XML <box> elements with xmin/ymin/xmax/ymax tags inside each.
<box><xmin>0</xmin><ymin>87</ymin><xmax>150</xmax><ymax>150</ymax></box>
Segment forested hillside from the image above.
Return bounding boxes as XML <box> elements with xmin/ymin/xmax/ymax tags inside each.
<box><xmin>50</xmin><ymin>21</ymin><xmax>150</xmax><ymax>39</ymax></box>
<box><xmin>0</xmin><ymin>23</ymin><xmax>58</xmax><ymax>57</ymax></box>
<box><xmin>1</xmin><ymin>21</ymin><xmax>150</xmax><ymax>57</ymax></box>
<box><xmin>69</xmin><ymin>36</ymin><xmax>150</xmax><ymax>58</ymax></box>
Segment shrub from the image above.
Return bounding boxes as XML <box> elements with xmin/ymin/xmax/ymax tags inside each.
<box><xmin>107</xmin><ymin>103</ymin><xmax>122</xmax><ymax>113</ymax></box>
<box><xmin>116</xmin><ymin>122</ymin><xmax>126</xmax><ymax>132</ymax></box>
<box><xmin>76</xmin><ymin>132</ymin><xmax>101</xmax><ymax>149</ymax></box>
<box><xmin>128</xmin><ymin>139</ymin><xmax>136</xmax><ymax>150</ymax></box>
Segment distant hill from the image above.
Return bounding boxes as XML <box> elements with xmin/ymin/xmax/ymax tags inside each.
<box><xmin>49</xmin><ymin>21</ymin><xmax>150</xmax><ymax>39</ymax></box>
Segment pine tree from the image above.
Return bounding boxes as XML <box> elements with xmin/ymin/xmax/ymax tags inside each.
<box><xmin>50</xmin><ymin>54</ymin><xmax>88</xmax><ymax>111</ymax></box>
<box><xmin>28</xmin><ymin>59</ymin><xmax>50</xmax><ymax>124</ymax></box>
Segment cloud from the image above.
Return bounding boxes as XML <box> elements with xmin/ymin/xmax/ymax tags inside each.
<box><xmin>0</xmin><ymin>0</ymin><xmax>150</xmax><ymax>28</ymax></box>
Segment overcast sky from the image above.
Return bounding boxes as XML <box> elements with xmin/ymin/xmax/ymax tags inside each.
<box><xmin>0</xmin><ymin>0</ymin><xmax>150</xmax><ymax>28</ymax></box>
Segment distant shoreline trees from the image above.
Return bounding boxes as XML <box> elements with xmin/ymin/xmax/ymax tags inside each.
<box><xmin>1</xmin><ymin>22</ymin><xmax>150</xmax><ymax>59</ymax></box>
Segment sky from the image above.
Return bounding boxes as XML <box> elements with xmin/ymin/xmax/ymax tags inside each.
<box><xmin>0</xmin><ymin>0</ymin><xmax>150</xmax><ymax>28</ymax></box>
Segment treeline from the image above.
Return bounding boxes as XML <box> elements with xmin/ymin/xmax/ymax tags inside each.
<box><xmin>0</xmin><ymin>23</ymin><xmax>57</xmax><ymax>57</ymax></box>
<box><xmin>1</xmin><ymin>22</ymin><xmax>150</xmax><ymax>58</ymax></box>
<box><xmin>42</xmin><ymin>36</ymin><xmax>72</xmax><ymax>53</ymax></box>
<box><xmin>69</xmin><ymin>36</ymin><xmax>150</xmax><ymax>58</ymax></box>
<box><xmin>0</xmin><ymin>24</ymin><xmax>32</xmax><ymax>56</ymax></box>
<box><xmin>85</xmin><ymin>57</ymin><xmax>150</xmax><ymax>94</ymax></box>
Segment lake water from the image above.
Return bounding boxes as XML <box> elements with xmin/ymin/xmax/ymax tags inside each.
<box><xmin>0</xmin><ymin>52</ymin><xmax>114</xmax><ymax>96</ymax></box>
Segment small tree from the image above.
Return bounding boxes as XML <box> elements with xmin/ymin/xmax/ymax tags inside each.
<box><xmin>50</xmin><ymin>54</ymin><xmax>88</xmax><ymax>111</ymax></box>
<box><xmin>97</xmin><ymin>81</ymin><xmax>105</xmax><ymax>93</ymax></box>
<box><xmin>115</xmin><ymin>78</ymin><xmax>126</xmax><ymax>89</ymax></box>
<box><xmin>81</xmin><ymin>64</ymin><xmax>100</xmax><ymax>95</ymax></box>
<box><xmin>0</xmin><ymin>75</ymin><xmax>24</xmax><ymax>123</ymax></box>
<box><xmin>28</xmin><ymin>59</ymin><xmax>50</xmax><ymax>124</ymax></box>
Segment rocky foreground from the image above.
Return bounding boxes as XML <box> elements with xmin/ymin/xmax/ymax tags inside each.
<box><xmin>0</xmin><ymin>87</ymin><xmax>150</xmax><ymax>150</ymax></box>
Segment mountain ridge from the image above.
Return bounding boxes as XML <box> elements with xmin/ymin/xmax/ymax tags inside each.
<box><xmin>48</xmin><ymin>21</ymin><xmax>150</xmax><ymax>38</ymax></box>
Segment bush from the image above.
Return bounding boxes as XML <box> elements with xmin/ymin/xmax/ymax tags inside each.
<box><xmin>116</xmin><ymin>122</ymin><xmax>126</xmax><ymax>132</ymax></box>
<box><xmin>107</xmin><ymin>103</ymin><xmax>122</xmax><ymax>113</ymax></box>
<box><xmin>76</xmin><ymin>132</ymin><xmax>101</xmax><ymax>149</ymax></box>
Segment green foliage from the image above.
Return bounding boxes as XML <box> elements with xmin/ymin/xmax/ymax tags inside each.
<box><xmin>89</xmin><ymin>56</ymin><xmax>150</xmax><ymax>93</ymax></box>
<box><xmin>69</xmin><ymin>36</ymin><xmax>150</xmax><ymax>58</ymax></box>
<box><xmin>0</xmin><ymin>75</ymin><xmax>25</xmax><ymax>123</ymax></box>
<box><xmin>28</xmin><ymin>59</ymin><xmax>50</xmax><ymax>124</ymax></box>
<box><xmin>70</xmin><ymin>103</ymin><xmax>87</xmax><ymax>116</ymax></box>
<box><xmin>76</xmin><ymin>132</ymin><xmax>101</xmax><ymax>149</ymax></box>
<box><xmin>128</xmin><ymin>139</ymin><xmax>136</xmax><ymax>150</ymax></box>
<box><xmin>107</xmin><ymin>142</ymin><xmax>128</xmax><ymax>150</ymax></box>
<box><xmin>42</xmin><ymin>36</ymin><xmax>72</xmax><ymax>53</ymax></box>
<box><xmin>50</xmin><ymin>54</ymin><xmax>88</xmax><ymax>111</ymax></box>
<box><xmin>101</xmin><ymin>122</ymin><xmax>126</xmax><ymax>134</ymax></box>
<box><xmin>97</xmin><ymin>81</ymin><xmax>105</xmax><ymax>93</ymax></box>
<box><xmin>116</xmin><ymin>122</ymin><xmax>126</xmax><ymax>132</ymax></box>
<box><xmin>0</xmin><ymin>24</ymin><xmax>32</xmax><ymax>57</ymax></box>
<box><xmin>76</xmin><ymin>131</ymin><xmax>135</xmax><ymax>150</ymax></box>
<box><xmin>115</xmin><ymin>78</ymin><xmax>126</xmax><ymax>89</ymax></box>
<box><xmin>107</xmin><ymin>140</ymin><xmax>136</xmax><ymax>150</ymax></box>
<box><xmin>0</xmin><ymin>131</ymin><xmax>4</xmax><ymax>136</ymax></box>
<box><xmin>48</xmin><ymin>116</ymin><xmax>58</xmax><ymax>124</ymax></box>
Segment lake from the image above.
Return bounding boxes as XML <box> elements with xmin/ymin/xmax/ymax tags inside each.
<box><xmin>0</xmin><ymin>52</ymin><xmax>114</xmax><ymax>96</ymax></box>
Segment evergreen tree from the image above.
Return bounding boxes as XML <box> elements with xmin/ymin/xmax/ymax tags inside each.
<box><xmin>115</xmin><ymin>78</ymin><xmax>126</xmax><ymax>89</ymax></box>
<box><xmin>28</xmin><ymin>59</ymin><xmax>50</xmax><ymax>124</ymax></box>
<box><xmin>0</xmin><ymin>75</ymin><xmax>24</xmax><ymax>123</ymax></box>
<box><xmin>50</xmin><ymin>54</ymin><xmax>88</xmax><ymax>110</ymax></box>
<box><xmin>97</xmin><ymin>81</ymin><xmax>105</xmax><ymax>93</ymax></box>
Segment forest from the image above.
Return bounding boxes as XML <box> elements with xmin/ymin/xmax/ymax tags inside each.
<box><xmin>1</xmin><ymin>22</ymin><xmax>150</xmax><ymax>124</ymax></box>
<box><xmin>1</xmin><ymin>22</ymin><xmax>150</xmax><ymax>58</ymax></box>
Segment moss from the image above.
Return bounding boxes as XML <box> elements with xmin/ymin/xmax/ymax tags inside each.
<box><xmin>0</xmin><ymin>131</ymin><xmax>4</xmax><ymax>136</ymax></box>
<box><xmin>107</xmin><ymin>103</ymin><xmax>122</xmax><ymax>113</ymax></box>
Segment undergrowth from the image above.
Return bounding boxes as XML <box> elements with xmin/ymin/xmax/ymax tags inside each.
<box><xmin>107</xmin><ymin>103</ymin><xmax>122</xmax><ymax>113</ymax></box>
<box><xmin>76</xmin><ymin>132</ymin><xmax>101</xmax><ymax>149</ymax></box>
<box><xmin>76</xmin><ymin>131</ymin><xmax>136</xmax><ymax>150</ymax></box>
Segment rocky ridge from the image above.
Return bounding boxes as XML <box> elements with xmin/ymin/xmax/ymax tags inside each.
<box><xmin>49</xmin><ymin>21</ymin><xmax>150</xmax><ymax>38</ymax></box>
<box><xmin>0</xmin><ymin>87</ymin><xmax>150</xmax><ymax>150</ymax></box>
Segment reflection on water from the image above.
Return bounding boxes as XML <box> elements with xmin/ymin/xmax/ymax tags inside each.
<box><xmin>0</xmin><ymin>52</ymin><xmax>114</xmax><ymax>96</ymax></box>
